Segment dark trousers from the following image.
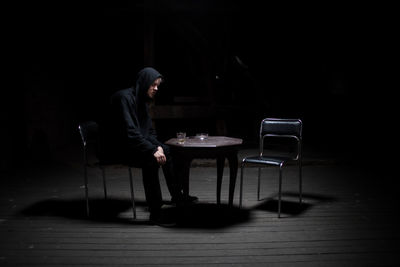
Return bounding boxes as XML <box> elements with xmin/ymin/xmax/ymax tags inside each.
<box><xmin>138</xmin><ymin>145</ymin><xmax>182</xmax><ymax>212</ymax></box>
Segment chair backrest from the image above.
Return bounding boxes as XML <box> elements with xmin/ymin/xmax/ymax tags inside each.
<box><xmin>78</xmin><ymin>121</ymin><xmax>100</xmax><ymax>167</ymax></box>
<box><xmin>259</xmin><ymin>118</ymin><xmax>302</xmax><ymax>159</ymax></box>
<box><xmin>78</xmin><ymin>121</ymin><xmax>99</xmax><ymax>148</ymax></box>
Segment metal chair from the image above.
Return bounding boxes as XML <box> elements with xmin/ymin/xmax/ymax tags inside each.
<box><xmin>239</xmin><ymin>118</ymin><xmax>303</xmax><ymax>218</ymax></box>
<box><xmin>78</xmin><ymin>121</ymin><xmax>136</xmax><ymax>219</ymax></box>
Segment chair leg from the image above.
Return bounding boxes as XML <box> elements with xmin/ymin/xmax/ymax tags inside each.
<box><xmin>299</xmin><ymin>161</ymin><xmax>303</xmax><ymax>205</ymax></box>
<box><xmin>278</xmin><ymin>164</ymin><xmax>283</xmax><ymax>218</ymax></box>
<box><xmin>239</xmin><ymin>163</ymin><xmax>245</xmax><ymax>209</ymax></box>
<box><xmin>101</xmin><ymin>167</ymin><xmax>108</xmax><ymax>200</ymax></box>
<box><xmin>257</xmin><ymin>167</ymin><xmax>261</xmax><ymax>201</ymax></box>
<box><xmin>84</xmin><ymin>165</ymin><xmax>89</xmax><ymax>217</ymax></box>
<box><xmin>128</xmin><ymin>168</ymin><xmax>136</xmax><ymax>219</ymax></box>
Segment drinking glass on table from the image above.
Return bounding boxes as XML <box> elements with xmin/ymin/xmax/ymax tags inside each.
<box><xmin>176</xmin><ymin>132</ymin><xmax>186</xmax><ymax>144</ymax></box>
<box><xmin>196</xmin><ymin>133</ymin><xmax>208</xmax><ymax>140</ymax></box>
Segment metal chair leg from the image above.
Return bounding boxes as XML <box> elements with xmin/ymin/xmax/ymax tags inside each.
<box><xmin>83</xmin><ymin>148</ymin><xmax>90</xmax><ymax>217</ymax></box>
<box><xmin>299</xmin><ymin>161</ymin><xmax>302</xmax><ymax>205</ymax></box>
<box><xmin>101</xmin><ymin>167</ymin><xmax>108</xmax><ymax>200</ymax></box>
<box><xmin>278</xmin><ymin>163</ymin><xmax>283</xmax><ymax>218</ymax></box>
<box><xmin>84</xmin><ymin>165</ymin><xmax>89</xmax><ymax>217</ymax></box>
<box><xmin>239</xmin><ymin>162</ymin><xmax>245</xmax><ymax>208</ymax></box>
<box><xmin>128</xmin><ymin>168</ymin><xmax>136</xmax><ymax>219</ymax></box>
<box><xmin>257</xmin><ymin>167</ymin><xmax>261</xmax><ymax>201</ymax></box>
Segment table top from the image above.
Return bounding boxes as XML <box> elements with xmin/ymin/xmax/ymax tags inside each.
<box><xmin>165</xmin><ymin>136</ymin><xmax>243</xmax><ymax>148</ymax></box>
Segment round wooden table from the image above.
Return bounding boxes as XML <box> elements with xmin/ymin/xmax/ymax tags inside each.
<box><xmin>165</xmin><ymin>136</ymin><xmax>243</xmax><ymax>206</ymax></box>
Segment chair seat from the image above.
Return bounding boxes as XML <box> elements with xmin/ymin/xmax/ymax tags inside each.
<box><xmin>98</xmin><ymin>157</ymin><xmax>140</xmax><ymax>168</ymax></box>
<box><xmin>99</xmin><ymin>159</ymin><xmax>129</xmax><ymax>166</ymax></box>
<box><xmin>243</xmin><ymin>155</ymin><xmax>294</xmax><ymax>166</ymax></box>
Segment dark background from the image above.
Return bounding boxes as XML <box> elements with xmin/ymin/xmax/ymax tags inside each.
<box><xmin>1</xmin><ymin>1</ymin><xmax>396</xmax><ymax>172</ymax></box>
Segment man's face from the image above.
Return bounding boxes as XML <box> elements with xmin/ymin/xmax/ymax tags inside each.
<box><xmin>147</xmin><ymin>77</ymin><xmax>162</xmax><ymax>99</ymax></box>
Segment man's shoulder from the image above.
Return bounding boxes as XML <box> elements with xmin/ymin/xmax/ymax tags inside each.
<box><xmin>114</xmin><ymin>87</ymin><xmax>133</xmax><ymax>96</ymax></box>
<box><xmin>111</xmin><ymin>87</ymin><xmax>134</xmax><ymax>101</ymax></box>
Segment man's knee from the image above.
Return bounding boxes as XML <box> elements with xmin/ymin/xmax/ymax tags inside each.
<box><xmin>162</xmin><ymin>144</ymin><xmax>171</xmax><ymax>155</ymax></box>
<box><xmin>162</xmin><ymin>144</ymin><xmax>173</xmax><ymax>162</ymax></box>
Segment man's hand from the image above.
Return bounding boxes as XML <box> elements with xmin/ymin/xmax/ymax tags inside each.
<box><xmin>153</xmin><ymin>146</ymin><xmax>166</xmax><ymax>165</ymax></box>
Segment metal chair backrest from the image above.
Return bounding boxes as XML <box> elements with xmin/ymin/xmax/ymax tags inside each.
<box><xmin>78</xmin><ymin>121</ymin><xmax>100</xmax><ymax>167</ymax></box>
<box><xmin>78</xmin><ymin>121</ymin><xmax>99</xmax><ymax>148</ymax></box>
<box><xmin>259</xmin><ymin>118</ymin><xmax>303</xmax><ymax>159</ymax></box>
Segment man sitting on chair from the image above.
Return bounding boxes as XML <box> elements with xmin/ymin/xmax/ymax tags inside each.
<box><xmin>98</xmin><ymin>67</ymin><xmax>197</xmax><ymax>226</ymax></box>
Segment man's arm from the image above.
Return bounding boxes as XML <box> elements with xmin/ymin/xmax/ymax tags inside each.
<box><xmin>147</xmin><ymin>125</ymin><xmax>163</xmax><ymax>147</ymax></box>
<box><xmin>117</xmin><ymin>97</ymin><xmax>159</xmax><ymax>156</ymax></box>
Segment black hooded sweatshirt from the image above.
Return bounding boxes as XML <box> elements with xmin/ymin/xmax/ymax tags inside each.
<box><xmin>99</xmin><ymin>67</ymin><xmax>163</xmax><ymax>162</ymax></box>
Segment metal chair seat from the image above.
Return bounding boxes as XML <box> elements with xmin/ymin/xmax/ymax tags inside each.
<box><xmin>242</xmin><ymin>156</ymin><xmax>294</xmax><ymax>166</ymax></box>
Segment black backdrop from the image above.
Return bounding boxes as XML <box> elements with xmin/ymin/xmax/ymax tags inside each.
<box><xmin>2</xmin><ymin>2</ymin><xmax>396</xmax><ymax>172</ymax></box>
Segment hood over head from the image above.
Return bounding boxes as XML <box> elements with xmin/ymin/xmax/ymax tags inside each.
<box><xmin>134</xmin><ymin>67</ymin><xmax>163</xmax><ymax>102</ymax></box>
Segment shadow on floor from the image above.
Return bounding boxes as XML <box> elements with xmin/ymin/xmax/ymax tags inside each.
<box><xmin>253</xmin><ymin>191</ymin><xmax>336</xmax><ymax>217</ymax></box>
<box><xmin>19</xmin><ymin>198</ymin><xmax>251</xmax><ymax>228</ymax></box>
<box><xmin>174</xmin><ymin>203</ymin><xmax>251</xmax><ymax>229</ymax></box>
<box><xmin>20</xmin><ymin>198</ymin><xmax>151</xmax><ymax>225</ymax></box>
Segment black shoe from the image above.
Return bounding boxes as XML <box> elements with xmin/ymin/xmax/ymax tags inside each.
<box><xmin>149</xmin><ymin>210</ymin><xmax>177</xmax><ymax>227</ymax></box>
<box><xmin>171</xmin><ymin>194</ymin><xmax>199</xmax><ymax>205</ymax></box>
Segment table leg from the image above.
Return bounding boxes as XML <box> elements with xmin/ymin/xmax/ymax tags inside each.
<box><xmin>216</xmin><ymin>156</ymin><xmax>225</xmax><ymax>205</ymax></box>
<box><xmin>181</xmin><ymin>158</ymin><xmax>192</xmax><ymax>196</ymax></box>
<box><xmin>227</xmin><ymin>152</ymin><xmax>239</xmax><ymax>206</ymax></box>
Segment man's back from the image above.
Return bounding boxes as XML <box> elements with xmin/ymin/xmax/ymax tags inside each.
<box><xmin>97</xmin><ymin>87</ymin><xmax>134</xmax><ymax>162</ymax></box>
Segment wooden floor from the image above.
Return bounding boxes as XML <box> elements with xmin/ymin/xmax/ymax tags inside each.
<box><xmin>1</xmin><ymin>150</ymin><xmax>399</xmax><ymax>266</ymax></box>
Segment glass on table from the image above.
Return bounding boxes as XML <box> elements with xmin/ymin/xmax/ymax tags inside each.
<box><xmin>196</xmin><ymin>133</ymin><xmax>208</xmax><ymax>140</ymax></box>
<box><xmin>176</xmin><ymin>132</ymin><xmax>186</xmax><ymax>144</ymax></box>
